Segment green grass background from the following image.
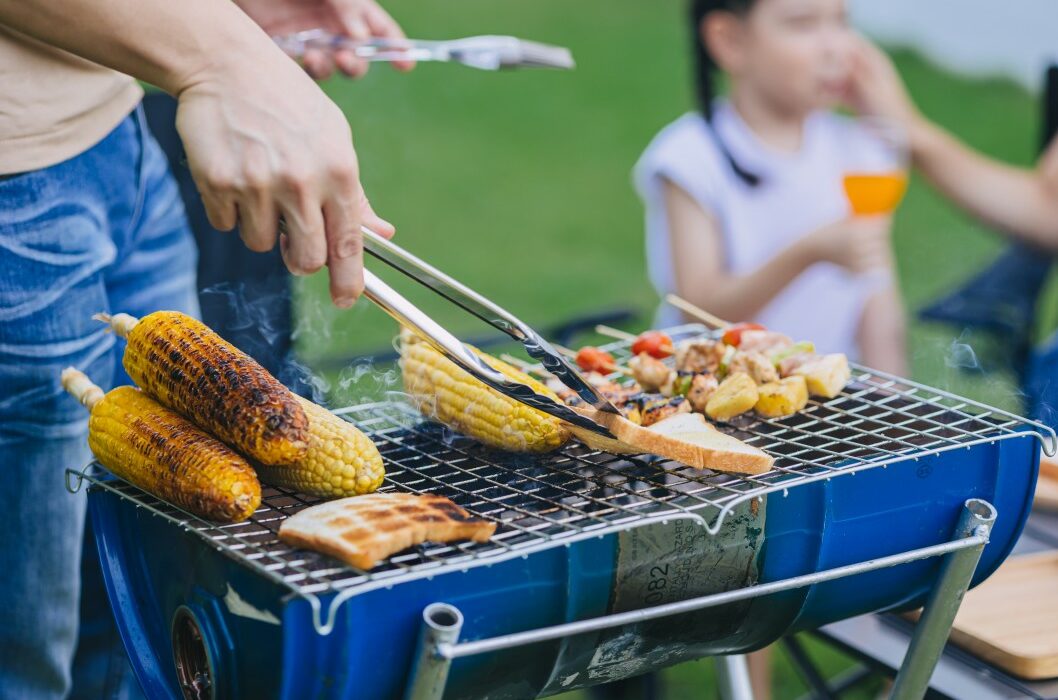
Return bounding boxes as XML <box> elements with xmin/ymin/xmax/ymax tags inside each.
<box><xmin>299</xmin><ymin>0</ymin><xmax>1049</xmax><ymax>411</ymax></box>
<box><xmin>291</xmin><ymin>0</ymin><xmax>1049</xmax><ymax>695</ymax></box>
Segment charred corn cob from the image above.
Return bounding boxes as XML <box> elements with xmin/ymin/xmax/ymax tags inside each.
<box><xmin>62</xmin><ymin>368</ymin><xmax>261</xmax><ymax>522</ymax></box>
<box><xmin>255</xmin><ymin>396</ymin><xmax>385</xmax><ymax>498</ymax></box>
<box><xmin>400</xmin><ymin>329</ymin><xmax>571</xmax><ymax>452</ymax></box>
<box><xmin>97</xmin><ymin>311</ymin><xmax>309</xmax><ymax>466</ymax></box>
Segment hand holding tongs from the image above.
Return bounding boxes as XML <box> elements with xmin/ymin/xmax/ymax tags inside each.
<box><xmin>358</xmin><ymin>227</ymin><xmax>620</xmax><ymax>440</ymax></box>
<box><xmin>273</xmin><ymin>29</ymin><xmax>575</xmax><ymax>71</ymax></box>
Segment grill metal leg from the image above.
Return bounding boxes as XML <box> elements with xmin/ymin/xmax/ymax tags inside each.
<box><xmin>716</xmin><ymin>654</ymin><xmax>755</xmax><ymax>700</ymax></box>
<box><xmin>889</xmin><ymin>499</ymin><xmax>997</xmax><ymax>700</ymax></box>
<box><xmin>405</xmin><ymin>603</ymin><xmax>464</xmax><ymax>700</ymax></box>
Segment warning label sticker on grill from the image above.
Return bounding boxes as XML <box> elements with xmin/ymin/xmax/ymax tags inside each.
<box><xmin>541</xmin><ymin>499</ymin><xmax>765</xmax><ymax>694</ymax></box>
<box><xmin>611</xmin><ymin>515</ymin><xmax>739</xmax><ymax>612</ymax></box>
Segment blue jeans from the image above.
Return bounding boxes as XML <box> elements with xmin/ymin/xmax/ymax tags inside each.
<box><xmin>0</xmin><ymin>106</ymin><xmax>199</xmax><ymax>699</ymax></box>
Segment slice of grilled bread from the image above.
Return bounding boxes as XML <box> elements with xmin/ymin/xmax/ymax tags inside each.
<box><xmin>567</xmin><ymin>409</ymin><xmax>774</xmax><ymax>475</ymax></box>
<box><xmin>278</xmin><ymin>492</ymin><xmax>496</xmax><ymax>570</ymax></box>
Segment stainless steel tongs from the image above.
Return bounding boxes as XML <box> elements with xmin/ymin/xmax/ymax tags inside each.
<box><xmin>274</xmin><ymin>30</ymin><xmax>575</xmax><ymax>71</ymax></box>
<box><xmin>359</xmin><ymin>227</ymin><xmax>620</xmax><ymax>439</ymax></box>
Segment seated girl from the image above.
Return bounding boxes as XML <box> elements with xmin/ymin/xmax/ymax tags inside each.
<box><xmin>635</xmin><ymin>0</ymin><xmax>907</xmax><ymax>375</ymax></box>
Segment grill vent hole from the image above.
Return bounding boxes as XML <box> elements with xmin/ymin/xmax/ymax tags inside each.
<box><xmin>172</xmin><ymin>608</ymin><xmax>213</xmax><ymax>700</ymax></box>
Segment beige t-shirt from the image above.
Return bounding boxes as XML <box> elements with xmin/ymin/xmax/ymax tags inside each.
<box><xmin>0</xmin><ymin>25</ymin><xmax>144</xmax><ymax>175</ymax></box>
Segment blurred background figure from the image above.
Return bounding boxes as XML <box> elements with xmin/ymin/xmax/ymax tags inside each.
<box><xmin>849</xmin><ymin>39</ymin><xmax>1058</xmax><ymax>425</ymax></box>
<box><xmin>636</xmin><ymin>0</ymin><xmax>907</xmax><ymax>379</ymax></box>
<box><xmin>631</xmin><ymin>0</ymin><xmax>907</xmax><ymax>696</ymax></box>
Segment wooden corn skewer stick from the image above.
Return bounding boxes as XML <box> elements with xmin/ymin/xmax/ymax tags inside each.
<box><xmin>664</xmin><ymin>294</ymin><xmax>731</xmax><ymax>329</ymax></box>
<box><xmin>93</xmin><ymin>312</ymin><xmax>139</xmax><ymax>337</ymax></box>
<box><xmin>61</xmin><ymin>367</ymin><xmax>105</xmax><ymax>410</ymax></box>
<box><xmin>594</xmin><ymin>324</ymin><xmax>636</xmax><ymax>342</ymax></box>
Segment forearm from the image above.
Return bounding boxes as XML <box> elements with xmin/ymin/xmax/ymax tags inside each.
<box><xmin>912</xmin><ymin>118</ymin><xmax>1058</xmax><ymax>248</ymax></box>
<box><xmin>677</xmin><ymin>238</ymin><xmax>816</xmax><ymax>322</ymax></box>
<box><xmin>0</xmin><ymin>0</ymin><xmax>277</xmax><ymax>95</ymax></box>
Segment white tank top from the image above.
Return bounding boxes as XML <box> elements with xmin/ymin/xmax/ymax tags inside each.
<box><xmin>634</xmin><ymin>102</ymin><xmax>890</xmax><ymax>359</ymax></box>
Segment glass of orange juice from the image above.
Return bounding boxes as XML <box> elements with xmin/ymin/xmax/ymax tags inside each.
<box><xmin>842</xmin><ymin>117</ymin><xmax>908</xmax><ymax>216</ymax></box>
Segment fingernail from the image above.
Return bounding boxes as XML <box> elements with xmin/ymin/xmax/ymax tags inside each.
<box><xmin>335</xmin><ymin>296</ymin><xmax>355</xmax><ymax>309</ymax></box>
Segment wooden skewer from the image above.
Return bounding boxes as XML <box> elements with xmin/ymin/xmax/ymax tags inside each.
<box><xmin>551</xmin><ymin>343</ymin><xmax>580</xmax><ymax>361</ymax></box>
<box><xmin>61</xmin><ymin>367</ymin><xmax>105</xmax><ymax>410</ymax></box>
<box><xmin>664</xmin><ymin>294</ymin><xmax>731</xmax><ymax>330</ymax></box>
<box><xmin>552</xmin><ymin>343</ymin><xmax>633</xmax><ymax>377</ymax></box>
<box><xmin>502</xmin><ymin>345</ymin><xmax>637</xmax><ymax>384</ymax></box>
<box><xmin>594</xmin><ymin>324</ymin><xmax>637</xmax><ymax>342</ymax></box>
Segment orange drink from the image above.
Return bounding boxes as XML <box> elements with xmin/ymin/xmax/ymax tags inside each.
<box><xmin>843</xmin><ymin>172</ymin><xmax>908</xmax><ymax>216</ymax></box>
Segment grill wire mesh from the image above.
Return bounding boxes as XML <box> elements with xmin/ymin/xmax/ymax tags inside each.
<box><xmin>71</xmin><ymin>324</ymin><xmax>1055</xmax><ymax>602</ymax></box>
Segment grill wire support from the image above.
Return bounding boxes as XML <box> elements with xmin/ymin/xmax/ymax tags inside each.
<box><xmin>406</xmin><ymin>499</ymin><xmax>996</xmax><ymax>700</ymax></box>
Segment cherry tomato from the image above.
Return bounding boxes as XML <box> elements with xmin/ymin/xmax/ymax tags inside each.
<box><xmin>722</xmin><ymin>322</ymin><xmax>766</xmax><ymax>347</ymax></box>
<box><xmin>575</xmin><ymin>346</ymin><xmax>616</xmax><ymax>373</ymax></box>
<box><xmin>631</xmin><ymin>330</ymin><xmax>674</xmax><ymax>359</ymax></box>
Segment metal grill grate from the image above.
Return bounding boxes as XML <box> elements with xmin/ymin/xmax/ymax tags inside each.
<box><xmin>69</xmin><ymin>324</ymin><xmax>1056</xmax><ymax>621</ymax></box>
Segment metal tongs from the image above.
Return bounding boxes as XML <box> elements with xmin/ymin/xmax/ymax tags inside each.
<box><xmin>274</xmin><ymin>30</ymin><xmax>575</xmax><ymax>71</ymax></box>
<box><xmin>359</xmin><ymin>227</ymin><xmax>620</xmax><ymax>439</ymax></box>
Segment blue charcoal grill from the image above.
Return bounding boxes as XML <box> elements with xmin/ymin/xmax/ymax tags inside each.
<box><xmin>67</xmin><ymin>325</ymin><xmax>1055</xmax><ymax>700</ymax></box>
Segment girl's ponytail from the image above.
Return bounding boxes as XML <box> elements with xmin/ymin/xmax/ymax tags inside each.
<box><xmin>690</xmin><ymin>0</ymin><xmax>761</xmax><ymax>187</ymax></box>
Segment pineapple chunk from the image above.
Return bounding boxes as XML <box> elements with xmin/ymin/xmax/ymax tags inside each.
<box><xmin>791</xmin><ymin>353</ymin><xmax>850</xmax><ymax>398</ymax></box>
<box><xmin>705</xmin><ymin>372</ymin><xmax>759</xmax><ymax>421</ymax></box>
<box><xmin>755</xmin><ymin>376</ymin><xmax>809</xmax><ymax>418</ymax></box>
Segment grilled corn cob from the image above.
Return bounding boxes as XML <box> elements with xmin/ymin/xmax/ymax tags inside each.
<box><xmin>400</xmin><ymin>329</ymin><xmax>571</xmax><ymax>452</ymax></box>
<box><xmin>62</xmin><ymin>368</ymin><xmax>261</xmax><ymax>522</ymax></box>
<box><xmin>255</xmin><ymin>396</ymin><xmax>385</xmax><ymax>497</ymax></box>
<box><xmin>96</xmin><ymin>311</ymin><xmax>309</xmax><ymax>466</ymax></box>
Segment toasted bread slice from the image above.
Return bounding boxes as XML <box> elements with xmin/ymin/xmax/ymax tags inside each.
<box><xmin>278</xmin><ymin>493</ymin><xmax>496</xmax><ymax>570</ymax></box>
<box><xmin>567</xmin><ymin>409</ymin><xmax>774</xmax><ymax>475</ymax></box>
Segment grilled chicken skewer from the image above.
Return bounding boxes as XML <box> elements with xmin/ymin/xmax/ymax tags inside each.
<box><xmin>514</xmin><ymin>312</ymin><xmax>842</xmax><ymax>427</ymax></box>
<box><xmin>592</xmin><ymin>326</ymin><xmax>819</xmax><ymax>421</ymax></box>
<box><xmin>501</xmin><ymin>354</ymin><xmax>692</xmax><ymax>427</ymax></box>
<box><xmin>663</xmin><ymin>295</ymin><xmax>851</xmax><ymax>399</ymax></box>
